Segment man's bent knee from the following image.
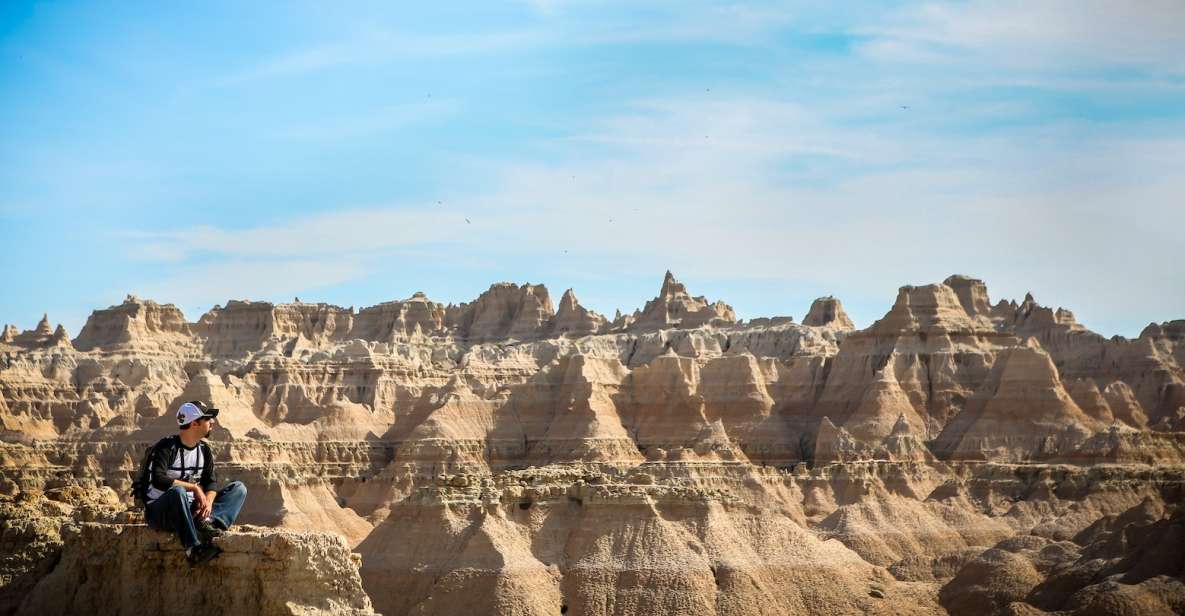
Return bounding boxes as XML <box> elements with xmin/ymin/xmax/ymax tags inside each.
<box><xmin>227</xmin><ymin>481</ymin><xmax>246</xmax><ymax>495</ymax></box>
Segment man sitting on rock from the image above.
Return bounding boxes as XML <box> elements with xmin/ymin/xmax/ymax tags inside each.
<box><xmin>144</xmin><ymin>400</ymin><xmax>248</xmax><ymax>566</ymax></box>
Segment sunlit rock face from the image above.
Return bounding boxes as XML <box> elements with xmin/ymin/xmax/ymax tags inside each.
<box><xmin>1</xmin><ymin>273</ymin><xmax>1183</xmax><ymax>616</ymax></box>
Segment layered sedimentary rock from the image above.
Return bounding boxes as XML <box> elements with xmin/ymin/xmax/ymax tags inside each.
<box><xmin>446</xmin><ymin>282</ymin><xmax>556</xmax><ymax>341</ymax></box>
<box><xmin>0</xmin><ymin>487</ymin><xmax>376</xmax><ymax>616</ymax></box>
<box><xmin>932</xmin><ymin>341</ymin><xmax>1103</xmax><ymax>461</ymax></box>
<box><xmin>553</xmin><ymin>289</ymin><xmax>607</xmax><ymax>337</ymax></box>
<box><xmin>351</xmin><ymin>293</ymin><xmax>443</xmax><ymax>342</ymax></box>
<box><xmin>73</xmin><ymin>296</ymin><xmax>192</xmax><ymax>352</ymax></box>
<box><xmin>1</xmin><ymin>315</ymin><xmax>72</xmax><ymax>351</ymax></box>
<box><xmin>1</xmin><ymin>272</ymin><xmax>1182</xmax><ymax>616</ymax></box>
<box><xmin>628</xmin><ymin>271</ymin><xmax>737</xmax><ymax>331</ymax></box>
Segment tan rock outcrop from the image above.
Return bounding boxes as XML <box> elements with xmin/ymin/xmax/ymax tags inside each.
<box><xmin>1065</xmin><ymin>378</ymin><xmax>1116</xmax><ymax>425</ymax></box>
<box><xmin>350</xmin><ymin>292</ymin><xmax>444</xmax><ymax>342</ymax></box>
<box><xmin>446</xmin><ymin>282</ymin><xmax>555</xmax><ymax>341</ymax></box>
<box><xmin>944</xmin><ymin>275</ymin><xmax>993</xmax><ymax>318</ymax></box>
<box><xmin>842</xmin><ymin>368</ymin><xmax>928</xmax><ymax>443</ymax></box>
<box><xmin>932</xmin><ymin>341</ymin><xmax>1103</xmax><ymax>460</ymax></box>
<box><xmin>73</xmin><ymin>296</ymin><xmax>192</xmax><ymax>352</ymax></box>
<box><xmin>628</xmin><ymin>271</ymin><xmax>736</xmax><ymax>331</ymax></box>
<box><xmin>871</xmin><ymin>284</ymin><xmax>995</xmax><ymax>335</ymax></box>
<box><xmin>7</xmin><ymin>315</ymin><xmax>66</xmax><ymax>350</ymax></box>
<box><xmin>1</xmin><ymin>273</ymin><xmax>1183</xmax><ymax>616</ymax></box>
<box><xmin>552</xmin><ymin>289</ymin><xmax>607</xmax><ymax>337</ymax></box>
<box><xmin>1102</xmin><ymin>380</ymin><xmax>1150</xmax><ymax>429</ymax></box>
<box><xmin>803</xmin><ymin>296</ymin><xmax>855</xmax><ymax>329</ymax></box>
<box><xmin>19</xmin><ymin>523</ymin><xmax>376</xmax><ymax>616</ymax></box>
<box><xmin>196</xmin><ymin>300</ymin><xmax>279</xmax><ymax>356</ymax></box>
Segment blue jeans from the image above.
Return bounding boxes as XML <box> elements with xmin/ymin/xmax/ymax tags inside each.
<box><xmin>145</xmin><ymin>481</ymin><xmax>248</xmax><ymax>548</ymax></box>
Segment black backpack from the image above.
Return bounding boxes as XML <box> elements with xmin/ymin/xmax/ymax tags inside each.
<box><xmin>131</xmin><ymin>437</ymin><xmax>175</xmax><ymax>505</ymax></box>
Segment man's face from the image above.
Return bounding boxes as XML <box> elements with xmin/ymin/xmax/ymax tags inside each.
<box><xmin>195</xmin><ymin>416</ymin><xmax>216</xmax><ymax>437</ymax></box>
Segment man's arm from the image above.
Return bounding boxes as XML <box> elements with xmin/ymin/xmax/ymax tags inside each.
<box><xmin>197</xmin><ymin>442</ymin><xmax>218</xmax><ymax>517</ymax></box>
<box><xmin>149</xmin><ymin>439</ymin><xmax>177</xmax><ymax>491</ymax></box>
<box><xmin>198</xmin><ymin>442</ymin><xmax>218</xmax><ymax>494</ymax></box>
<box><xmin>171</xmin><ymin>479</ymin><xmax>207</xmax><ymax>495</ymax></box>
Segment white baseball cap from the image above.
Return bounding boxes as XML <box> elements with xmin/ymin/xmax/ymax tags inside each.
<box><xmin>176</xmin><ymin>401</ymin><xmax>219</xmax><ymax>426</ymax></box>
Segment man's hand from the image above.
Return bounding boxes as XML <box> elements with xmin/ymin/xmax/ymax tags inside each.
<box><xmin>193</xmin><ymin>488</ymin><xmax>211</xmax><ymax>519</ymax></box>
<box><xmin>199</xmin><ymin>490</ymin><xmax>217</xmax><ymax>519</ymax></box>
<box><xmin>173</xmin><ymin>480</ymin><xmax>214</xmax><ymax>520</ymax></box>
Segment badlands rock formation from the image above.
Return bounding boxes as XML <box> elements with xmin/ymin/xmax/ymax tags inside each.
<box><xmin>0</xmin><ymin>272</ymin><xmax>1182</xmax><ymax>615</ymax></box>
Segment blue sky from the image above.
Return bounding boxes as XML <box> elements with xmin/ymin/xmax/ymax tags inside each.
<box><xmin>2</xmin><ymin>1</ymin><xmax>1183</xmax><ymax>338</ymax></box>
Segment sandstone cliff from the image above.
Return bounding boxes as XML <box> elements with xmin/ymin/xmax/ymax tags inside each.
<box><xmin>0</xmin><ymin>486</ymin><xmax>375</xmax><ymax>616</ymax></box>
<box><xmin>1</xmin><ymin>273</ymin><xmax>1182</xmax><ymax>616</ymax></box>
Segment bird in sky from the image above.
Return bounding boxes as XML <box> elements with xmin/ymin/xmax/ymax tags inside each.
<box><xmin>465</xmin><ymin>218</ymin><xmax>471</xmax><ymax>224</ymax></box>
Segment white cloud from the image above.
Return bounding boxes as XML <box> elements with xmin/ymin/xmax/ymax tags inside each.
<box><xmin>216</xmin><ymin>29</ymin><xmax>544</xmax><ymax>85</ymax></box>
<box><xmin>858</xmin><ymin>1</ymin><xmax>1185</xmax><ymax>75</ymax></box>
<box><xmin>127</xmin><ymin>207</ymin><xmax>464</xmax><ymax>262</ymax></box>
<box><xmin>122</xmin><ymin>94</ymin><xmax>1185</xmax><ymax>336</ymax></box>
<box><xmin>216</xmin><ymin>3</ymin><xmax>805</xmax><ymax>86</ymax></box>
<box><xmin>471</xmin><ymin>98</ymin><xmax>1185</xmax><ymax>335</ymax></box>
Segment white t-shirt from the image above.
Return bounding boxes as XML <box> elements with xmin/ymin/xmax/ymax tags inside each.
<box><xmin>145</xmin><ymin>441</ymin><xmax>206</xmax><ymax>505</ymax></box>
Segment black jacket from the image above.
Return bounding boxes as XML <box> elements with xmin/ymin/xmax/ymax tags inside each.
<box><xmin>149</xmin><ymin>435</ymin><xmax>218</xmax><ymax>494</ymax></box>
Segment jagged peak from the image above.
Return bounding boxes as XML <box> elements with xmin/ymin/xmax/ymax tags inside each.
<box><xmin>633</xmin><ymin>271</ymin><xmax>736</xmax><ymax>331</ymax></box>
<box><xmin>559</xmin><ymin>288</ymin><xmax>579</xmax><ymax>310</ymax></box>
<box><xmin>553</xmin><ymin>288</ymin><xmax>606</xmax><ymax>336</ymax></box>
<box><xmin>0</xmin><ymin>324</ymin><xmax>16</xmax><ymax>342</ymax></box>
<box><xmin>35</xmin><ymin>313</ymin><xmax>52</xmax><ymax>334</ymax></box>
<box><xmin>659</xmin><ymin>270</ymin><xmax>687</xmax><ymax>298</ymax></box>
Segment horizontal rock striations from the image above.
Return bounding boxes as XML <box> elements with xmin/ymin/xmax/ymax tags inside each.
<box><xmin>0</xmin><ymin>487</ymin><xmax>376</xmax><ymax>616</ymax></box>
<box><xmin>1</xmin><ymin>272</ymin><xmax>1183</xmax><ymax>616</ymax></box>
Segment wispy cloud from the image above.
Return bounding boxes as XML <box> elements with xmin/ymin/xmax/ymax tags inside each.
<box><xmin>463</xmin><ymin>97</ymin><xmax>1185</xmax><ymax>334</ymax></box>
<box><xmin>216</xmin><ymin>29</ymin><xmax>545</xmax><ymax>85</ymax></box>
<box><xmin>216</xmin><ymin>3</ymin><xmax>804</xmax><ymax>86</ymax></box>
<box><xmin>122</xmin><ymin>94</ymin><xmax>1185</xmax><ymax>335</ymax></box>
<box><xmin>124</xmin><ymin>207</ymin><xmax>464</xmax><ymax>262</ymax></box>
<box><xmin>11</xmin><ymin>2</ymin><xmax>1183</xmax><ymax>338</ymax></box>
<box><xmin>858</xmin><ymin>1</ymin><xmax>1185</xmax><ymax>76</ymax></box>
